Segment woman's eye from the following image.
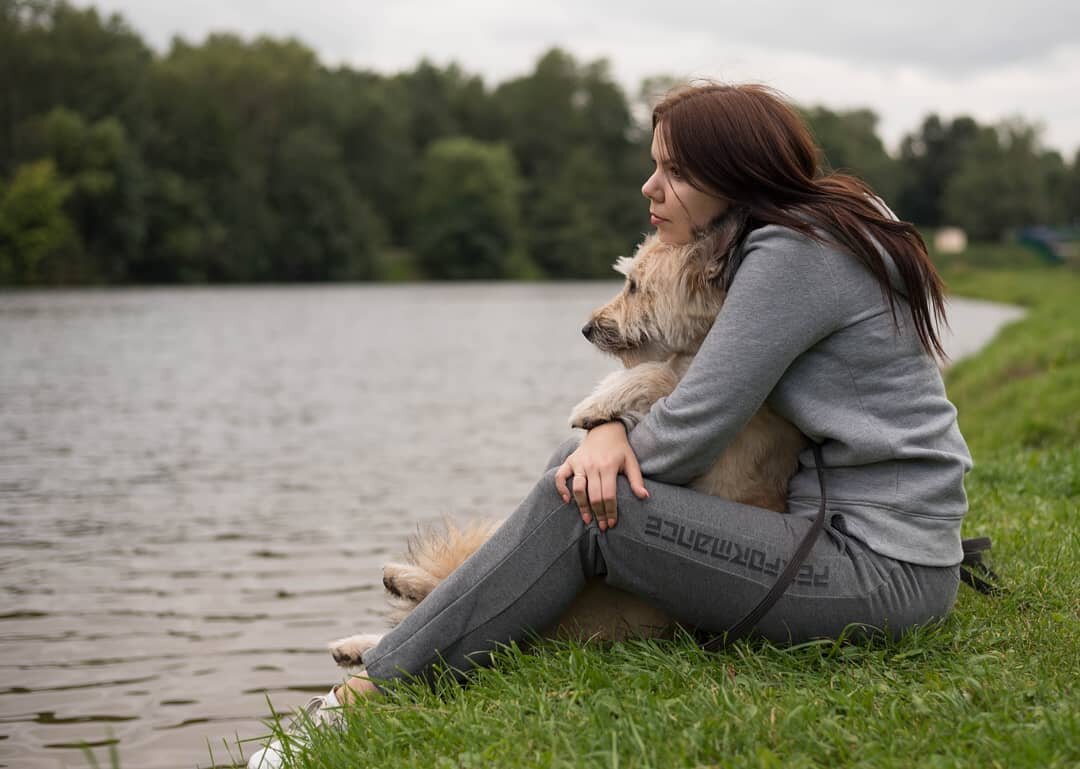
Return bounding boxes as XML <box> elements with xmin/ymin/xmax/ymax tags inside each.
<box><xmin>669</xmin><ymin>166</ymin><xmax>682</xmax><ymax>179</ymax></box>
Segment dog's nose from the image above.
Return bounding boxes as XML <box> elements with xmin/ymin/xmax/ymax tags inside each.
<box><xmin>581</xmin><ymin>321</ymin><xmax>595</xmax><ymax>340</ymax></box>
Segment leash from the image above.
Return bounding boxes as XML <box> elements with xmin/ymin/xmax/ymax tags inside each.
<box><xmin>700</xmin><ymin>443</ymin><xmax>829</xmax><ymax>651</ymax></box>
<box><xmin>700</xmin><ymin>443</ymin><xmax>1000</xmax><ymax>651</ymax></box>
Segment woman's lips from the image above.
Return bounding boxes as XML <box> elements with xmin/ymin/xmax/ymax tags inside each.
<box><xmin>650</xmin><ymin>214</ymin><xmax>667</xmax><ymax>225</ymax></box>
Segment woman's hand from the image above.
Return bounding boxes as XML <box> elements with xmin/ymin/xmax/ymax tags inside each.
<box><xmin>554</xmin><ymin>422</ymin><xmax>650</xmax><ymax>531</ymax></box>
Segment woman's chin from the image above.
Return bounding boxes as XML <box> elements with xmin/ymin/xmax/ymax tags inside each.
<box><xmin>654</xmin><ymin>229</ymin><xmax>691</xmax><ymax>246</ymax></box>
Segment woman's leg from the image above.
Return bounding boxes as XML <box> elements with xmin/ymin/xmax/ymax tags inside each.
<box><xmin>360</xmin><ymin>443</ymin><xmax>960</xmax><ymax>691</ymax></box>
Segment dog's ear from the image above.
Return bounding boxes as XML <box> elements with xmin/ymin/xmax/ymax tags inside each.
<box><xmin>612</xmin><ymin>232</ymin><xmax>661</xmax><ymax>277</ymax></box>
<box><xmin>701</xmin><ymin>208</ymin><xmax>749</xmax><ymax>285</ymax></box>
<box><xmin>613</xmin><ymin>255</ymin><xmax>635</xmax><ymax>277</ymax></box>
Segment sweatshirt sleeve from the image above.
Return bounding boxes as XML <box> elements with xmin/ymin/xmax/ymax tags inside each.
<box><xmin>626</xmin><ymin>224</ymin><xmax>848</xmax><ymax>484</ymax></box>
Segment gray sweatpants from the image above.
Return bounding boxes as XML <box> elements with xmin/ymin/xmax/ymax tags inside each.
<box><xmin>363</xmin><ymin>439</ymin><xmax>960</xmax><ymax>689</ymax></box>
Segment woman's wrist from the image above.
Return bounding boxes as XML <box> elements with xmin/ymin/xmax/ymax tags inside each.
<box><xmin>581</xmin><ymin>420</ymin><xmax>630</xmax><ymax>454</ymax></box>
<box><xmin>586</xmin><ymin>420</ymin><xmax>627</xmax><ymax>436</ymax></box>
<box><xmin>584</xmin><ymin>417</ymin><xmax>634</xmax><ymax>434</ymax></box>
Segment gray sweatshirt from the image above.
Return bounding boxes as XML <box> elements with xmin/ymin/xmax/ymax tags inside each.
<box><xmin>623</xmin><ymin>223</ymin><xmax>973</xmax><ymax>567</ymax></box>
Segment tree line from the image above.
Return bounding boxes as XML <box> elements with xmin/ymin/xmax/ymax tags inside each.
<box><xmin>2</xmin><ymin>0</ymin><xmax>1078</xmax><ymax>285</ymax></box>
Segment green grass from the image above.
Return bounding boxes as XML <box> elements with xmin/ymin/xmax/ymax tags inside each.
<box><xmin>926</xmin><ymin>239</ymin><xmax>1052</xmax><ymax>273</ymax></box>
<box><xmin>235</xmin><ymin>261</ymin><xmax>1079</xmax><ymax>769</ymax></box>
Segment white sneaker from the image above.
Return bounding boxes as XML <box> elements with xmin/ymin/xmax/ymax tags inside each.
<box><xmin>247</xmin><ymin>685</ymin><xmax>344</xmax><ymax>769</ymax></box>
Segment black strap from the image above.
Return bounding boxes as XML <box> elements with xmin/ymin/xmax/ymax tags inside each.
<box><xmin>959</xmin><ymin>536</ymin><xmax>1003</xmax><ymax>595</ymax></box>
<box><xmin>701</xmin><ymin>443</ymin><xmax>828</xmax><ymax>651</ymax></box>
<box><xmin>698</xmin><ymin>447</ymin><xmax>1001</xmax><ymax>652</ymax></box>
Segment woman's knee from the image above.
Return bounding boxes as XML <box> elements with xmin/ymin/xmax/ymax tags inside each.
<box><xmin>516</xmin><ymin>467</ymin><xmax>596</xmax><ymax>545</ymax></box>
<box><xmin>543</xmin><ymin>436</ymin><xmax>582</xmax><ymax>471</ymax></box>
<box><xmin>525</xmin><ymin>466</ymin><xmax>578</xmax><ymax>521</ymax></box>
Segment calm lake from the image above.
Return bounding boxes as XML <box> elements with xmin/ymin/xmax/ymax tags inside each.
<box><xmin>0</xmin><ymin>284</ymin><xmax>1023</xmax><ymax>769</ymax></box>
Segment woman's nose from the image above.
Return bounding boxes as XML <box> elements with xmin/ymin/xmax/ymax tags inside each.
<box><xmin>641</xmin><ymin>173</ymin><xmax>660</xmax><ymax>201</ymax></box>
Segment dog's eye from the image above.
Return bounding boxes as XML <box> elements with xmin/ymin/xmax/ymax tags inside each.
<box><xmin>627</xmin><ymin>278</ymin><xmax>638</xmax><ymax>295</ymax></box>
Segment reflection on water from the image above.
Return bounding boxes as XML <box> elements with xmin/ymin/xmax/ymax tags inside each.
<box><xmin>0</xmin><ymin>285</ymin><xmax>1017</xmax><ymax>768</ymax></box>
<box><xmin>0</xmin><ymin>284</ymin><xmax>617</xmax><ymax>769</ymax></box>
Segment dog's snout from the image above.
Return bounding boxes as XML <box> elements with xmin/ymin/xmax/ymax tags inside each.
<box><xmin>582</xmin><ymin>321</ymin><xmax>595</xmax><ymax>340</ymax></box>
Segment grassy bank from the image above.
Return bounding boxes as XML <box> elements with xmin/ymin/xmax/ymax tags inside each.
<box><xmin>236</xmin><ymin>264</ymin><xmax>1079</xmax><ymax>769</ymax></box>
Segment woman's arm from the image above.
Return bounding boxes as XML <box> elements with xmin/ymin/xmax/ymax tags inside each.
<box><xmin>626</xmin><ymin>225</ymin><xmax>848</xmax><ymax>484</ymax></box>
<box><xmin>555</xmin><ymin>225</ymin><xmax>849</xmax><ymax>530</ymax></box>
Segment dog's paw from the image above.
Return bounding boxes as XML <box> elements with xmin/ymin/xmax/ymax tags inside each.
<box><xmin>383</xmin><ymin>562</ymin><xmax>437</xmax><ymax>605</ymax></box>
<box><xmin>328</xmin><ymin>633</ymin><xmax>383</xmax><ymax>668</ymax></box>
<box><xmin>580</xmin><ymin>415</ymin><xmax>619</xmax><ymax>430</ymax></box>
<box><xmin>569</xmin><ymin>398</ymin><xmax>614</xmax><ymax>431</ymax></box>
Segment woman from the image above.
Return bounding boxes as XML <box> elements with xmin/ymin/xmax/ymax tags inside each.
<box><xmin>248</xmin><ymin>83</ymin><xmax>972</xmax><ymax>768</ymax></box>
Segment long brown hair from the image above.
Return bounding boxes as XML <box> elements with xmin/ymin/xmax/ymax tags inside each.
<box><xmin>653</xmin><ymin>82</ymin><xmax>949</xmax><ymax>360</ymax></box>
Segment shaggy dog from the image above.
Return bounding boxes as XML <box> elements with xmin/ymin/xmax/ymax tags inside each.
<box><xmin>328</xmin><ymin>218</ymin><xmax>807</xmax><ymax>668</ymax></box>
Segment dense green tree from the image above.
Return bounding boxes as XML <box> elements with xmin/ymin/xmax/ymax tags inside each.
<box><xmin>392</xmin><ymin>59</ymin><xmax>498</xmax><ymax>151</ymax></box>
<box><xmin>1</xmin><ymin>2</ymin><xmax>1074</xmax><ymax>285</ymax></box>
<box><xmin>411</xmin><ymin>137</ymin><xmax>527</xmax><ymax>279</ymax></box>
<box><xmin>0</xmin><ymin>159</ymin><xmax>77</xmax><ymax>283</ymax></box>
<box><xmin>323</xmin><ymin>68</ymin><xmax>418</xmax><ymax>246</ymax></box>
<box><xmin>492</xmin><ymin>49</ymin><xmax>583</xmax><ymax>183</ymax></box>
<box><xmin>268</xmin><ymin>124</ymin><xmax>386</xmax><ymax>280</ymax></box>
<box><xmin>493</xmin><ymin>50</ymin><xmax>646</xmax><ymax>273</ymax></box>
<box><xmin>1038</xmin><ymin>148</ymin><xmax>1072</xmax><ymax>227</ymax></box>
<box><xmin>19</xmin><ymin>107</ymin><xmax>145</xmax><ymax>280</ymax></box>
<box><xmin>143</xmin><ymin>34</ymin><xmax>326</xmax><ymax>280</ymax></box>
<box><xmin>943</xmin><ymin>119</ymin><xmax>1061</xmax><ymax>240</ymax></box>
<box><xmin>136</xmin><ymin>168</ymin><xmax>224</xmax><ymax>282</ymax></box>
<box><xmin>575</xmin><ymin>59</ymin><xmax>652</xmax><ymax>254</ymax></box>
<box><xmin>896</xmin><ymin>114</ymin><xmax>980</xmax><ymax>227</ymax></box>
<box><xmin>135</xmin><ymin>33</ymin><xmax>401</xmax><ymax>281</ymax></box>
<box><xmin>1066</xmin><ymin>150</ymin><xmax>1080</xmax><ymax>225</ymax></box>
<box><xmin>802</xmin><ymin>106</ymin><xmax>901</xmax><ymax>203</ymax></box>
<box><xmin>0</xmin><ymin>0</ymin><xmax>152</xmax><ymax>173</ymax></box>
<box><xmin>529</xmin><ymin>147</ymin><xmax>635</xmax><ymax>278</ymax></box>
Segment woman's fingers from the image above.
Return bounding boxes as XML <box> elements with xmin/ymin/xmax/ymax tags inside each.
<box><xmin>601</xmin><ymin>467</ymin><xmax>619</xmax><ymax>530</ymax></box>
<box><xmin>555</xmin><ymin>449</ymin><xmax>650</xmax><ymax>532</ymax></box>
<box><xmin>587</xmin><ymin>469</ymin><xmax>607</xmax><ymax>530</ymax></box>
<box><xmin>556</xmin><ymin>458</ymin><xmax>595</xmax><ymax>525</ymax></box>
<box><xmin>571</xmin><ymin>473</ymin><xmax>591</xmax><ymax>524</ymax></box>
<box><xmin>623</xmin><ymin>451</ymin><xmax>651</xmax><ymax>500</ymax></box>
<box><xmin>554</xmin><ymin>461</ymin><xmax>573</xmax><ymax>503</ymax></box>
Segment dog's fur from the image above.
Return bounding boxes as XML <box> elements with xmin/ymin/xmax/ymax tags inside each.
<box><xmin>328</xmin><ymin>219</ymin><xmax>807</xmax><ymax>669</ymax></box>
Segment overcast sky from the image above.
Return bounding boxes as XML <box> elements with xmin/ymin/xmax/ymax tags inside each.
<box><xmin>75</xmin><ymin>0</ymin><xmax>1080</xmax><ymax>157</ymax></box>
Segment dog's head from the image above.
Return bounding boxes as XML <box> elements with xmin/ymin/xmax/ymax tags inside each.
<box><xmin>582</xmin><ymin>213</ymin><xmax>746</xmax><ymax>366</ymax></box>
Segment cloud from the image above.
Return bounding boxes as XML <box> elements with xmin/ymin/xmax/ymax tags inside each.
<box><xmin>591</xmin><ymin>33</ymin><xmax>1080</xmax><ymax>155</ymax></box>
<box><xmin>628</xmin><ymin>0</ymin><xmax>1080</xmax><ymax>74</ymax></box>
<box><xmin>75</xmin><ymin>0</ymin><xmax>1080</xmax><ymax>156</ymax></box>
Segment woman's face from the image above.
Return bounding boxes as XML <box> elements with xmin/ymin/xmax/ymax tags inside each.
<box><xmin>641</xmin><ymin>124</ymin><xmax>729</xmax><ymax>245</ymax></box>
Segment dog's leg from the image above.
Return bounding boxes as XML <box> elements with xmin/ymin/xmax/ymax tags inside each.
<box><xmin>328</xmin><ymin>633</ymin><xmax>384</xmax><ymax>668</ymax></box>
<box><xmin>382</xmin><ymin>562</ymin><xmax>440</xmax><ymax>605</ymax></box>
<box><xmin>569</xmin><ymin>361</ymin><xmax>680</xmax><ymax>430</ymax></box>
<box><xmin>381</xmin><ymin>517</ymin><xmax>505</xmax><ymax>609</ymax></box>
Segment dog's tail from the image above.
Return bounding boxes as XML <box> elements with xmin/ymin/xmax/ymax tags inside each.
<box><xmin>404</xmin><ymin>515</ymin><xmax>505</xmax><ymax>578</ymax></box>
<box><xmin>382</xmin><ymin>515</ymin><xmax>505</xmax><ymax>624</ymax></box>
